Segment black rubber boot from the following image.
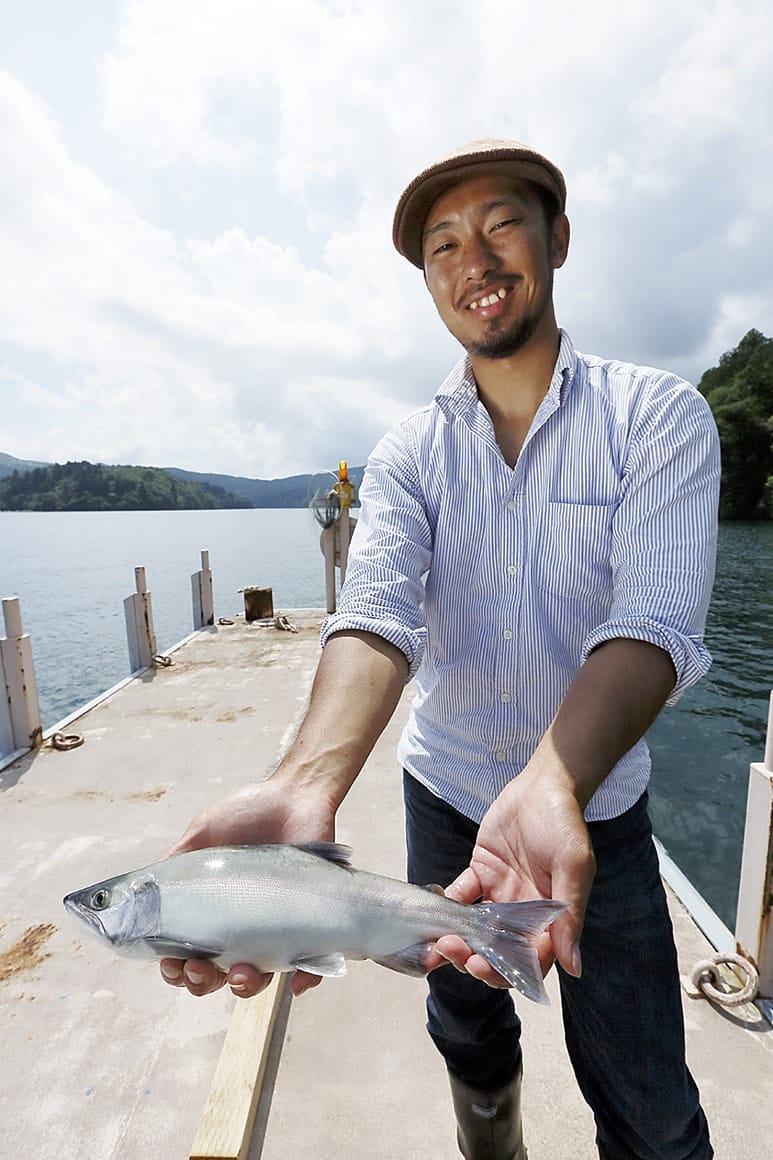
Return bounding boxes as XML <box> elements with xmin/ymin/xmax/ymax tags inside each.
<box><xmin>448</xmin><ymin>1068</ymin><xmax>528</xmax><ymax>1160</ymax></box>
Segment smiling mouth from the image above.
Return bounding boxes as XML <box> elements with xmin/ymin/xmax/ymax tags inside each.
<box><xmin>468</xmin><ymin>287</ymin><xmax>510</xmax><ymax>311</ymax></box>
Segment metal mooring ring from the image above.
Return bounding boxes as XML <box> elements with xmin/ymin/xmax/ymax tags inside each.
<box><xmin>687</xmin><ymin>953</ymin><xmax>759</xmax><ymax>1006</ymax></box>
<box><xmin>50</xmin><ymin>732</ymin><xmax>85</xmax><ymax>751</ymax></box>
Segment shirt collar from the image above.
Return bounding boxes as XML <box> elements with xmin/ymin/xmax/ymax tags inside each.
<box><xmin>435</xmin><ymin>329</ymin><xmax>577</xmax><ymax>419</ymax></box>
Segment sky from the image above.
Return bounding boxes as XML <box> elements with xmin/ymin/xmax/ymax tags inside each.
<box><xmin>1</xmin><ymin>0</ymin><xmax>771</xmax><ymax>478</ymax></box>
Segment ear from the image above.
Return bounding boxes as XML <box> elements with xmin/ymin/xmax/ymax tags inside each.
<box><xmin>551</xmin><ymin>213</ymin><xmax>570</xmax><ymax>270</ymax></box>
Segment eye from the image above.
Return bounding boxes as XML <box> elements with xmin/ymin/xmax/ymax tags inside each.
<box><xmin>430</xmin><ymin>240</ymin><xmax>455</xmax><ymax>257</ymax></box>
<box><xmin>91</xmin><ymin>888</ymin><xmax>111</xmax><ymax>910</ymax></box>
<box><xmin>492</xmin><ymin>217</ymin><xmax>521</xmax><ymax>232</ymax></box>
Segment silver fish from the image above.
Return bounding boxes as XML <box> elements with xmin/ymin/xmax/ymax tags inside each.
<box><xmin>63</xmin><ymin>842</ymin><xmax>566</xmax><ymax>1003</ymax></box>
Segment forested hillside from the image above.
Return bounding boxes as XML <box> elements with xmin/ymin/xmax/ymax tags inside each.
<box><xmin>165</xmin><ymin>464</ymin><xmax>365</xmax><ymax>507</ymax></box>
<box><xmin>0</xmin><ymin>452</ymin><xmax>49</xmax><ymax>480</ymax></box>
<box><xmin>0</xmin><ymin>461</ymin><xmax>252</xmax><ymax>511</ymax></box>
<box><xmin>698</xmin><ymin>328</ymin><xmax>772</xmax><ymax>519</ymax></box>
<box><xmin>1</xmin><ymin>331</ymin><xmax>769</xmax><ymax>517</ymax></box>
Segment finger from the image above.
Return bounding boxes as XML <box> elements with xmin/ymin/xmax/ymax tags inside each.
<box><xmin>227</xmin><ymin>965</ymin><xmax>273</xmax><ymax>999</ymax></box>
<box><xmin>535</xmin><ymin>931</ymin><xmax>556</xmax><ymax>978</ymax></box>
<box><xmin>182</xmin><ymin>959</ymin><xmax>228</xmax><ymax>996</ymax></box>
<box><xmin>433</xmin><ymin>936</ymin><xmax>510</xmax><ymax>989</ymax></box>
<box><xmin>290</xmin><ymin>970</ymin><xmax>324</xmax><ymax>997</ymax></box>
<box><xmin>159</xmin><ymin>958</ymin><xmax>187</xmax><ymax>987</ymax></box>
<box><xmin>165</xmin><ymin>826</ymin><xmax>204</xmax><ymax>858</ymax></box>
<box><xmin>550</xmin><ymin>852</ymin><xmax>595</xmax><ymax>977</ymax></box>
<box><xmin>442</xmin><ymin>866</ymin><xmax>483</xmax><ymax>905</ymax></box>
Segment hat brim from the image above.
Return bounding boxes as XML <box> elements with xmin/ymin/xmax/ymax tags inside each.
<box><xmin>393</xmin><ymin>150</ymin><xmax>566</xmax><ymax>269</ymax></box>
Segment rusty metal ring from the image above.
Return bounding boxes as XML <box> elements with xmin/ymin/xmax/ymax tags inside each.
<box><xmin>217</xmin><ymin>617</ymin><xmax>235</xmax><ymax>626</ymax></box>
<box><xmin>152</xmin><ymin>654</ymin><xmax>173</xmax><ymax>668</ymax></box>
<box><xmin>687</xmin><ymin>953</ymin><xmax>759</xmax><ymax>1006</ymax></box>
<box><xmin>50</xmin><ymin>731</ymin><xmax>85</xmax><ymax>751</ymax></box>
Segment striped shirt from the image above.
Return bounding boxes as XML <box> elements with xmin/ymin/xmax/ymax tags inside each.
<box><xmin>321</xmin><ymin>331</ymin><xmax>721</xmax><ymax>823</ymax></box>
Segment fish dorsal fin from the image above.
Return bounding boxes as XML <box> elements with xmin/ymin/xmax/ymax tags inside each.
<box><xmin>290</xmin><ymin>842</ymin><xmax>353</xmax><ymax>868</ymax></box>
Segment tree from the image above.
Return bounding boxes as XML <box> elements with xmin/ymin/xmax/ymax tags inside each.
<box><xmin>698</xmin><ymin>329</ymin><xmax>773</xmax><ymax>519</ymax></box>
<box><xmin>0</xmin><ymin>463</ymin><xmax>253</xmax><ymax>512</ymax></box>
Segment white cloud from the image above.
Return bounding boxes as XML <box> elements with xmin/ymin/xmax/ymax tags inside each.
<box><xmin>1</xmin><ymin>0</ymin><xmax>772</xmax><ymax>476</ymax></box>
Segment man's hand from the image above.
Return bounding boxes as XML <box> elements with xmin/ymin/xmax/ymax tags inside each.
<box><xmin>427</xmin><ymin>767</ymin><xmax>595</xmax><ymax>988</ymax></box>
<box><xmin>429</xmin><ymin>639</ymin><xmax>676</xmax><ymax>989</ymax></box>
<box><xmin>159</xmin><ymin>780</ymin><xmax>335</xmax><ymax>1000</ymax></box>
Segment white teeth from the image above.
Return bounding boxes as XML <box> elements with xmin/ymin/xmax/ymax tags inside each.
<box><xmin>470</xmin><ymin>288</ymin><xmax>508</xmax><ymax>310</ymax></box>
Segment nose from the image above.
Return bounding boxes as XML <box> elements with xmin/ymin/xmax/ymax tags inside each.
<box><xmin>460</xmin><ymin>231</ymin><xmax>499</xmax><ymax>283</ymax></box>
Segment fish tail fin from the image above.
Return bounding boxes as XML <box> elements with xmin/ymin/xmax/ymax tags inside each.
<box><xmin>473</xmin><ymin>899</ymin><xmax>567</xmax><ymax>1004</ymax></box>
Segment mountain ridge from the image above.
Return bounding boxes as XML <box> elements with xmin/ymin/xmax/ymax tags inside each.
<box><xmin>0</xmin><ymin>454</ymin><xmax>365</xmax><ymax>509</ymax></box>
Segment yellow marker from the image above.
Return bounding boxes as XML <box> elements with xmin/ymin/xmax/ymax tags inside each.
<box><xmin>335</xmin><ymin>460</ymin><xmax>356</xmax><ymax>510</ymax></box>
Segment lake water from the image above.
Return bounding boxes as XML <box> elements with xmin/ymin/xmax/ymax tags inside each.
<box><xmin>1</xmin><ymin>510</ymin><xmax>771</xmax><ymax>929</ymax></box>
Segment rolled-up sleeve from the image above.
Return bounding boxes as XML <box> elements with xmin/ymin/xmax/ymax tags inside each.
<box><xmin>582</xmin><ymin>375</ymin><xmax>721</xmax><ymax>703</ymax></box>
<box><xmin>320</xmin><ymin>423</ymin><xmax>433</xmax><ymax>681</ymax></box>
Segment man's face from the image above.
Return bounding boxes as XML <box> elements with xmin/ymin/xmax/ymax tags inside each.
<box><xmin>421</xmin><ymin>173</ymin><xmax>569</xmax><ymax>360</ymax></box>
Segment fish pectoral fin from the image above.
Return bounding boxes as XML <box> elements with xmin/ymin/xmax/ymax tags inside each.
<box><xmin>291</xmin><ymin>952</ymin><xmax>348</xmax><ymax>977</ymax></box>
<box><xmin>144</xmin><ymin>938</ymin><xmax>221</xmax><ymax>960</ymax></box>
<box><xmin>372</xmin><ymin>941</ymin><xmax>434</xmax><ymax>978</ymax></box>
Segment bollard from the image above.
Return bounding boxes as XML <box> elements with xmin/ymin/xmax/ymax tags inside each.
<box><xmin>317</xmin><ymin>461</ymin><xmax>357</xmax><ymax>613</ymax></box>
<box><xmin>243</xmin><ymin>587</ymin><xmax>274</xmax><ymax>622</ymax></box>
<box><xmin>0</xmin><ymin>597</ymin><xmax>43</xmax><ymax>755</ymax></box>
<box><xmin>192</xmin><ymin>549</ymin><xmax>215</xmax><ymax>628</ymax></box>
<box><xmin>322</xmin><ymin>525</ymin><xmax>337</xmax><ymax>614</ymax></box>
<box><xmin>336</xmin><ymin>461</ymin><xmax>356</xmax><ymax>586</ymax></box>
<box><xmin>735</xmin><ymin>691</ymin><xmax>773</xmax><ymax>1000</ymax></box>
<box><xmin>124</xmin><ymin>566</ymin><xmax>158</xmax><ymax>672</ymax></box>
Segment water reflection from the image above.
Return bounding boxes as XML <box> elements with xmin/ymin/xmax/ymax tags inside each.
<box><xmin>648</xmin><ymin>522</ymin><xmax>772</xmax><ymax>928</ymax></box>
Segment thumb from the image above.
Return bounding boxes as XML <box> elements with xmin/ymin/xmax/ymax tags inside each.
<box><xmin>550</xmin><ymin>851</ymin><xmax>595</xmax><ymax>978</ymax></box>
<box><xmin>442</xmin><ymin>865</ymin><xmax>483</xmax><ymax>905</ymax></box>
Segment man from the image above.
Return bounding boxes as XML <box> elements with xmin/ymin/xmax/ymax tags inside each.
<box><xmin>161</xmin><ymin>140</ymin><xmax>720</xmax><ymax>1159</ymax></box>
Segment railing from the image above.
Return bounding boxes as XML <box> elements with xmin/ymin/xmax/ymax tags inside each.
<box><xmin>1</xmin><ymin>549</ymin><xmax>216</xmax><ymax>763</ymax></box>
<box><xmin>0</xmin><ymin>597</ymin><xmax>42</xmax><ymax>761</ymax></box>
<box><xmin>2</xmin><ymin>558</ymin><xmax>773</xmax><ymax>1011</ymax></box>
<box><xmin>735</xmin><ymin>692</ymin><xmax>773</xmax><ymax>1011</ymax></box>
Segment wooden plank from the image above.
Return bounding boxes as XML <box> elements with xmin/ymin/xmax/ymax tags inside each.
<box><xmin>189</xmin><ymin>974</ymin><xmax>287</xmax><ymax>1160</ymax></box>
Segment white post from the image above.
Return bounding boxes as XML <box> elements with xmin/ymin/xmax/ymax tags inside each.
<box><xmin>735</xmin><ymin>691</ymin><xmax>773</xmax><ymax>999</ymax></box>
<box><xmin>339</xmin><ymin>508</ymin><xmax>351</xmax><ymax>587</ymax></box>
<box><xmin>0</xmin><ymin>597</ymin><xmax>43</xmax><ymax>753</ymax></box>
<box><xmin>123</xmin><ymin>566</ymin><xmax>158</xmax><ymax>672</ymax></box>
<box><xmin>322</xmin><ymin>525</ymin><xmax>336</xmax><ymax>614</ymax></box>
<box><xmin>192</xmin><ymin>549</ymin><xmax>215</xmax><ymax>628</ymax></box>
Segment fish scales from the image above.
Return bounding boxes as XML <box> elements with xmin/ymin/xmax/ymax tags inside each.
<box><xmin>63</xmin><ymin>842</ymin><xmax>566</xmax><ymax>1003</ymax></box>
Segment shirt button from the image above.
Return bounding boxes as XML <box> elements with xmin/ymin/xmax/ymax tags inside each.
<box><xmin>501</xmin><ymin>692</ymin><xmax>511</xmax><ymax>703</ymax></box>
<box><xmin>507</xmin><ymin>565</ymin><xmax>517</xmax><ymax>575</ymax></box>
<box><xmin>503</xmin><ymin>629</ymin><xmax>513</xmax><ymax>639</ymax></box>
<box><xmin>506</xmin><ymin>500</ymin><xmax>516</xmax><ymax>512</ymax></box>
<box><xmin>495</xmin><ymin>750</ymin><xmax>506</xmax><ymax>762</ymax></box>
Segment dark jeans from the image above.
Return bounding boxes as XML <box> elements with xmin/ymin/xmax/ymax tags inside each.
<box><xmin>403</xmin><ymin>772</ymin><xmax>713</xmax><ymax>1160</ymax></box>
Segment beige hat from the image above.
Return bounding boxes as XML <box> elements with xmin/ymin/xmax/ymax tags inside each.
<box><xmin>392</xmin><ymin>138</ymin><xmax>567</xmax><ymax>268</ymax></box>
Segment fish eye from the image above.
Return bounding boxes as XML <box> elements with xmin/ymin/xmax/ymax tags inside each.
<box><xmin>91</xmin><ymin>889</ymin><xmax>111</xmax><ymax>910</ymax></box>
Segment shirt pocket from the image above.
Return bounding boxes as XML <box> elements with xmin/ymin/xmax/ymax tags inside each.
<box><xmin>534</xmin><ymin>502</ymin><xmax>614</xmax><ymax>600</ymax></box>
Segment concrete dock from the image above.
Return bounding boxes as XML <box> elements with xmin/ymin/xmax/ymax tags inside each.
<box><xmin>1</xmin><ymin>614</ymin><xmax>771</xmax><ymax>1159</ymax></box>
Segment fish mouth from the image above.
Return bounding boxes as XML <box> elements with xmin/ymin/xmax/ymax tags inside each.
<box><xmin>63</xmin><ymin>893</ymin><xmax>106</xmax><ymax>941</ymax></box>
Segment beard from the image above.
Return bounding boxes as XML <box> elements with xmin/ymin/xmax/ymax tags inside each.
<box><xmin>465</xmin><ymin>311</ymin><xmax>542</xmax><ymax>360</ymax></box>
<box><xmin>463</xmin><ymin>264</ymin><xmax>555</xmax><ymax>361</ymax></box>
